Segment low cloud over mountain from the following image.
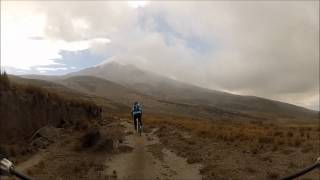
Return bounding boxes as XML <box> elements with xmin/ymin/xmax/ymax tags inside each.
<box><xmin>2</xmin><ymin>1</ymin><xmax>319</xmax><ymax>110</ymax></box>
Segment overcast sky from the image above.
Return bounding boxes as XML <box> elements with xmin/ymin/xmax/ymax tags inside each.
<box><xmin>1</xmin><ymin>1</ymin><xmax>319</xmax><ymax>110</ymax></box>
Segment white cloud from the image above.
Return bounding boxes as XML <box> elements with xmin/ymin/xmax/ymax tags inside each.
<box><xmin>1</xmin><ymin>3</ymin><xmax>57</xmax><ymax>69</ymax></box>
<box><xmin>1</xmin><ymin>1</ymin><xmax>111</xmax><ymax>70</ymax></box>
<box><xmin>128</xmin><ymin>1</ymin><xmax>150</xmax><ymax>9</ymax></box>
<box><xmin>36</xmin><ymin>67</ymin><xmax>68</xmax><ymax>71</ymax></box>
<box><xmin>1</xmin><ymin>1</ymin><xmax>318</xmax><ymax>110</ymax></box>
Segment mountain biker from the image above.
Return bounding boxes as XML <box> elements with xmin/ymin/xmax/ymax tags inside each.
<box><xmin>131</xmin><ymin>101</ymin><xmax>142</xmax><ymax>131</ymax></box>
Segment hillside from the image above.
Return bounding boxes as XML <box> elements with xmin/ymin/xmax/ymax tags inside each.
<box><xmin>11</xmin><ymin>75</ymin><xmax>128</xmax><ymax>112</ymax></box>
<box><xmin>67</xmin><ymin>61</ymin><xmax>318</xmax><ymax>121</ymax></box>
<box><xmin>22</xmin><ymin>75</ymin><xmax>273</xmax><ymax>120</ymax></box>
<box><xmin>59</xmin><ymin>76</ymin><xmax>196</xmax><ymax>115</ymax></box>
<box><xmin>3</xmin><ymin>72</ymin><xmax>319</xmax><ymax>180</ymax></box>
<box><xmin>0</xmin><ymin>72</ymin><xmax>102</xmax><ymax>159</ymax></box>
<box><xmin>60</xmin><ymin>76</ymin><xmax>143</xmax><ymax>105</ymax></box>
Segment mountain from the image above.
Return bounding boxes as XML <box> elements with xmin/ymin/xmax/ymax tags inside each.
<box><xmin>66</xmin><ymin>61</ymin><xmax>318</xmax><ymax>120</ymax></box>
<box><xmin>10</xmin><ymin>75</ymin><xmax>127</xmax><ymax>112</ymax></box>
<box><xmin>67</xmin><ymin>61</ymin><xmax>190</xmax><ymax>96</ymax></box>
<box><xmin>57</xmin><ymin>76</ymin><xmax>226</xmax><ymax>118</ymax></box>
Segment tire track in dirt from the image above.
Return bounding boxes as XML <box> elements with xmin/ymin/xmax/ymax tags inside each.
<box><xmin>104</xmin><ymin>119</ymin><xmax>202</xmax><ymax>180</ymax></box>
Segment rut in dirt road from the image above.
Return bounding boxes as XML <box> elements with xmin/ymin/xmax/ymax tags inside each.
<box><xmin>104</xmin><ymin>119</ymin><xmax>202</xmax><ymax>180</ymax></box>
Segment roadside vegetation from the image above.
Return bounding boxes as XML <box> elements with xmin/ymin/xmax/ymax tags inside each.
<box><xmin>146</xmin><ymin>115</ymin><xmax>318</xmax><ymax>148</ymax></box>
<box><xmin>0</xmin><ymin>72</ymin><xmax>102</xmax><ymax>163</ymax></box>
<box><xmin>0</xmin><ymin>71</ymin><xmax>10</xmax><ymax>89</ymax></box>
<box><xmin>145</xmin><ymin>114</ymin><xmax>319</xmax><ymax>179</ymax></box>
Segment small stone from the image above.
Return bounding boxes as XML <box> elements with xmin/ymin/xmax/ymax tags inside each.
<box><xmin>113</xmin><ymin>170</ymin><xmax>117</xmax><ymax>177</ymax></box>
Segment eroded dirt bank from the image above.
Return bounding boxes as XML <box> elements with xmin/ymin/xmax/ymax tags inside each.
<box><xmin>9</xmin><ymin>117</ymin><xmax>123</xmax><ymax>180</ymax></box>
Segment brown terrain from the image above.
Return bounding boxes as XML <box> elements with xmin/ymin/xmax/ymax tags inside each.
<box><xmin>1</xmin><ymin>62</ymin><xmax>319</xmax><ymax>180</ymax></box>
<box><xmin>144</xmin><ymin>115</ymin><xmax>319</xmax><ymax>180</ymax></box>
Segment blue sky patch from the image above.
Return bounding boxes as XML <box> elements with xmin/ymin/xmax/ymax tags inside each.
<box><xmin>14</xmin><ymin>49</ymin><xmax>110</xmax><ymax>75</ymax></box>
<box><xmin>138</xmin><ymin>12</ymin><xmax>215</xmax><ymax>54</ymax></box>
<box><xmin>55</xmin><ymin>49</ymin><xmax>107</xmax><ymax>69</ymax></box>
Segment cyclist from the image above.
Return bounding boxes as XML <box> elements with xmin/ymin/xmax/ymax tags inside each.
<box><xmin>131</xmin><ymin>101</ymin><xmax>142</xmax><ymax>131</ymax></box>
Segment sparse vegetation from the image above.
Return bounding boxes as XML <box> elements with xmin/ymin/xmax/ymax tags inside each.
<box><xmin>145</xmin><ymin>115</ymin><xmax>318</xmax><ymax>148</ymax></box>
<box><xmin>0</xmin><ymin>71</ymin><xmax>10</xmax><ymax>89</ymax></box>
<box><xmin>145</xmin><ymin>114</ymin><xmax>319</xmax><ymax>179</ymax></box>
<box><xmin>0</xmin><ymin>73</ymin><xmax>102</xmax><ymax>160</ymax></box>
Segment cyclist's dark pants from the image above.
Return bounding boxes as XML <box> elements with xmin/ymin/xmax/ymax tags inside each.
<box><xmin>133</xmin><ymin>113</ymin><xmax>142</xmax><ymax>130</ymax></box>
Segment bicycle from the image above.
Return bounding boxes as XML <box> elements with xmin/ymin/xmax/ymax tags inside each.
<box><xmin>0</xmin><ymin>156</ymin><xmax>32</xmax><ymax>180</ymax></box>
<box><xmin>135</xmin><ymin>117</ymin><xmax>143</xmax><ymax>136</ymax></box>
<box><xmin>280</xmin><ymin>157</ymin><xmax>320</xmax><ymax>180</ymax></box>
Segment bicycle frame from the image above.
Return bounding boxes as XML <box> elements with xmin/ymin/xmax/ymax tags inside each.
<box><xmin>135</xmin><ymin>118</ymin><xmax>142</xmax><ymax>136</ymax></box>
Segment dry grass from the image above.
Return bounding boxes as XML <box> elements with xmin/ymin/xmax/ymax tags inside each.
<box><xmin>145</xmin><ymin>114</ymin><xmax>319</xmax><ymax>179</ymax></box>
<box><xmin>0</xmin><ymin>72</ymin><xmax>103</xmax><ymax>160</ymax></box>
<box><xmin>145</xmin><ymin>114</ymin><xmax>319</xmax><ymax>150</ymax></box>
<box><xmin>0</xmin><ymin>71</ymin><xmax>10</xmax><ymax>89</ymax></box>
<box><xmin>1</xmin><ymin>72</ymin><xmax>99</xmax><ymax>109</ymax></box>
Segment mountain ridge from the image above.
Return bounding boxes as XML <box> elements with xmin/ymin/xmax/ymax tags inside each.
<box><xmin>67</xmin><ymin>62</ymin><xmax>318</xmax><ymax>118</ymax></box>
<box><xmin>21</xmin><ymin>62</ymin><xmax>318</xmax><ymax>120</ymax></box>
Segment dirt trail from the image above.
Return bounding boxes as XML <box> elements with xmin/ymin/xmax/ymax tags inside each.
<box><xmin>104</xmin><ymin>119</ymin><xmax>202</xmax><ymax>180</ymax></box>
<box><xmin>16</xmin><ymin>151</ymin><xmax>46</xmax><ymax>173</ymax></box>
<box><xmin>9</xmin><ymin>118</ymin><xmax>201</xmax><ymax>180</ymax></box>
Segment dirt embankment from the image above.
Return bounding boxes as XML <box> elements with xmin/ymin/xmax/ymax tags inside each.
<box><xmin>0</xmin><ymin>73</ymin><xmax>102</xmax><ymax>160</ymax></box>
<box><xmin>15</xmin><ymin>116</ymin><xmax>126</xmax><ymax>180</ymax></box>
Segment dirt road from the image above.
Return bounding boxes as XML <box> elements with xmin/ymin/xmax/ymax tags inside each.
<box><xmin>10</xmin><ymin>118</ymin><xmax>201</xmax><ymax>180</ymax></box>
<box><xmin>104</xmin><ymin>119</ymin><xmax>202</xmax><ymax>180</ymax></box>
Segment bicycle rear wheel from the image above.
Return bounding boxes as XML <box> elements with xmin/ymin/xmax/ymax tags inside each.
<box><xmin>138</xmin><ymin>123</ymin><xmax>142</xmax><ymax>136</ymax></box>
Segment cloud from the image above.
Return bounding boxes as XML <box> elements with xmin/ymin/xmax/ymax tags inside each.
<box><xmin>1</xmin><ymin>1</ymin><xmax>111</xmax><ymax>70</ymax></box>
<box><xmin>36</xmin><ymin>67</ymin><xmax>68</xmax><ymax>71</ymax></box>
<box><xmin>1</xmin><ymin>1</ymin><xmax>319</xmax><ymax>110</ymax></box>
<box><xmin>128</xmin><ymin>1</ymin><xmax>150</xmax><ymax>9</ymax></box>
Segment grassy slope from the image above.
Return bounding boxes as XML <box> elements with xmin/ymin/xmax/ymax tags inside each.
<box><xmin>69</xmin><ymin>62</ymin><xmax>318</xmax><ymax>121</ymax></box>
<box><xmin>0</xmin><ymin>73</ymin><xmax>102</xmax><ymax>158</ymax></box>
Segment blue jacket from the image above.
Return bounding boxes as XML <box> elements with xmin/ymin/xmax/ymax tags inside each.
<box><xmin>131</xmin><ymin>104</ymin><xmax>142</xmax><ymax>115</ymax></box>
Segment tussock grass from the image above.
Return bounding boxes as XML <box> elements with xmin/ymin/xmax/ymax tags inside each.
<box><xmin>145</xmin><ymin>114</ymin><xmax>319</xmax><ymax>179</ymax></box>
<box><xmin>145</xmin><ymin>114</ymin><xmax>319</xmax><ymax>150</ymax></box>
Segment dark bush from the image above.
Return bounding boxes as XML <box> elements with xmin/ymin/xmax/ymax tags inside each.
<box><xmin>81</xmin><ymin>128</ymin><xmax>101</xmax><ymax>148</ymax></box>
<box><xmin>0</xmin><ymin>71</ymin><xmax>10</xmax><ymax>89</ymax></box>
